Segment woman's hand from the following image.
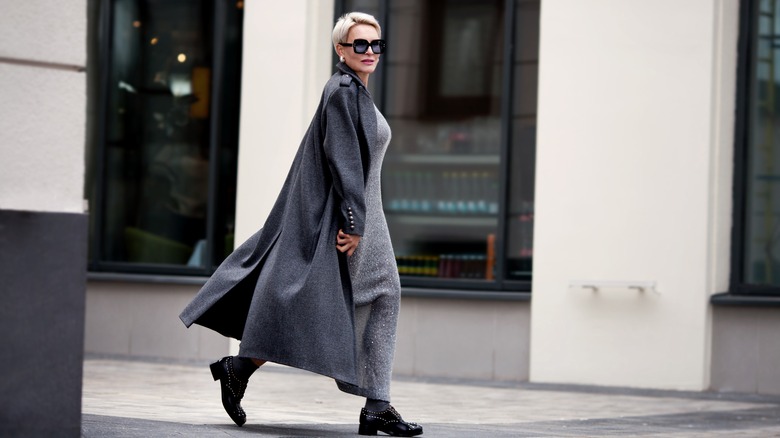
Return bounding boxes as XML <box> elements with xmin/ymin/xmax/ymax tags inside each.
<box><xmin>336</xmin><ymin>229</ymin><xmax>361</xmax><ymax>256</ymax></box>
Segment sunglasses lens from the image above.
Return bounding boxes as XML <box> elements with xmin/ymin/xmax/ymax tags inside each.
<box><xmin>352</xmin><ymin>39</ymin><xmax>369</xmax><ymax>54</ymax></box>
<box><xmin>371</xmin><ymin>40</ymin><xmax>385</xmax><ymax>54</ymax></box>
<box><xmin>349</xmin><ymin>39</ymin><xmax>385</xmax><ymax>54</ymax></box>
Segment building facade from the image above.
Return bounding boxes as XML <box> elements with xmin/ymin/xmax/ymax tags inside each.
<box><xmin>1</xmin><ymin>3</ymin><xmax>88</xmax><ymax>436</ymax></box>
<box><xmin>77</xmin><ymin>0</ymin><xmax>780</xmax><ymax>396</ymax></box>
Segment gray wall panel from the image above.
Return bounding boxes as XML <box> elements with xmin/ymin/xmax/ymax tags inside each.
<box><xmin>711</xmin><ymin>306</ymin><xmax>780</xmax><ymax>395</ymax></box>
<box><xmin>0</xmin><ymin>210</ymin><xmax>87</xmax><ymax>437</ymax></box>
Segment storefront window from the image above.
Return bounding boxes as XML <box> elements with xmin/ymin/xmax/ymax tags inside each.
<box><xmin>89</xmin><ymin>0</ymin><xmax>243</xmax><ymax>274</ymax></box>
<box><xmin>505</xmin><ymin>0</ymin><xmax>539</xmax><ymax>281</ymax></box>
<box><xmin>336</xmin><ymin>0</ymin><xmax>539</xmax><ymax>290</ymax></box>
<box><xmin>736</xmin><ymin>0</ymin><xmax>780</xmax><ymax>292</ymax></box>
<box><xmin>383</xmin><ymin>0</ymin><xmax>504</xmax><ymax>286</ymax></box>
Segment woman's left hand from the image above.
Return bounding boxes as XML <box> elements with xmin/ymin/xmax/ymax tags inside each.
<box><xmin>336</xmin><ymin>229</ymin><xmax>361</xmax><ymax>256</ymax></box>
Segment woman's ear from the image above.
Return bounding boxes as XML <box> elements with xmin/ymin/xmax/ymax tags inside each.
<box><xmin>336</xmin><ymin>45</ymin><xmax>344</xmax><ymax>60</ymax></box>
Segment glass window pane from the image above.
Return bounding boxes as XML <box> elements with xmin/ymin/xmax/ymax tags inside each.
<box><xmin>505</xmin><ymin>0</ymin><xmax>540</xmax><ymax>281</ymax></box>
<box><xmin>383</xmin><ymin>0</ymin><xmax>505</xmax><ymax>282</ymax></box>
<box><xmin>744</xmin><ymin>0</ymin><xmax>780</xmax><ymax>286</ymax></box>
<box><xmin>96</xmin><ymin>0</ymin><xmax>242</xmax><ymax>270</ymax></box>
<box><xmin>336</xmin><ymin>0</ymin><xmax>541</xmax><ymax>288</ymax></box>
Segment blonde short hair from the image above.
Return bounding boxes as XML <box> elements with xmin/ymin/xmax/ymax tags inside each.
<box><xmin>332</xmin><ymin>12</ymin><xmax>382</xmax><ymax>54</ymax></box>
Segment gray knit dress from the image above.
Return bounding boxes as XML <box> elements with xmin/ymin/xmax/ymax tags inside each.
<box><xmin>336</xmin><ymin>105</ymin><xmax>399</xmax><ymax>402</ymax></box>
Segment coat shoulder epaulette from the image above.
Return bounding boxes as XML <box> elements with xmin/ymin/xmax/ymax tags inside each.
<box><xmin>339</xmin><ymin>74</ymin><xmax>353</xmax><ymax>87</ymax></box>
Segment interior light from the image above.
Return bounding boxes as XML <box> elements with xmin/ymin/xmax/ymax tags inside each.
<box><xmin>150</xmin><ymin>37</ymin><xmax>159</xmax><ymax>45</ymax></box>
<box><xmin>169</xmin><ymin>74</ymin><xmax>192</xmax><ymax>97</ymax></box>
<box><xmin>132</xmin><ymin>20</ymin><xmax>141</xmax><ymax>28</ymax></box>
<box><xmin>236</xmin><ymin>1</ymin><xmax>244</xmax><ymax>9</ymax></box>
<box><xmin>177</xmin><ymin>53</ymin><xmax>187</xmax><ymax>63</ymax></box>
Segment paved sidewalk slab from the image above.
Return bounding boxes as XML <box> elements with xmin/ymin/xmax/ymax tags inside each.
<box><xmin>82</xmin><ymin>357</ymin><xmax>780</xmax><ymax>437</ymax></box>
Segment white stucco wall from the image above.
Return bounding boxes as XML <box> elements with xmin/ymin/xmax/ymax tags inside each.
<box><xmin>0</xmin><ymin>2</ymin><xmax>86</xmax><ymax>66</ymax></box>
<box><xmin>234</xmin><ymin>0</ymin><xmax>335</xmax><ymax>245</ymax></box>
<box><xmin>530</xmin><ymin>0</ymin><xmax>738</xmax><ymax>390</ymax></box>
<box><xmin>0</xmin><ymin>2</ymin><xmax>87</xmax><ymax>213</ymax></box>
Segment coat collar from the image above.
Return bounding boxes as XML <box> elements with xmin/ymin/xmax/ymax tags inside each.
<box><xmin>336</xmin><ymin>62</ymin><xmax>369</xmax><ymax>93</ymax></box>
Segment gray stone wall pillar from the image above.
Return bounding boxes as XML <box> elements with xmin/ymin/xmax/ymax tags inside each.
<box><xmin>0</xmin><ymin>210</ymin><xmax>88</xmax><ymax>436</ymax></box>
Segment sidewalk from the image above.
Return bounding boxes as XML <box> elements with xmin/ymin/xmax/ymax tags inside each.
<box><xmin>82</xmin><ymin>356</ymin><xmax>780</xmax><ymax>437</ymax></box>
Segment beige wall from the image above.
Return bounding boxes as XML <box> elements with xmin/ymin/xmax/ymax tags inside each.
<box><xmin>711</xmin><ymin>307</ymin><xmax>780</xmax><ymax>395</ymax></box>
<box><xmin>84</xmin><ymin>281</ymin><xmax>229</xmax><ymax>360</ymax></box>
<box><xmin>234</xmin><ymin>0</ymin><xmax>336</xmax><ymax>245</ymax></box>
<box><xmin>0</xmin><ymin>2</ymin><xmax>86</xmax><ymax>64</ymax></box>
<box><xmin>396</xmin><ymin>298</ymin><xmax>530</xmax><ymax>381</ymax></box>
<box><xmin>530</xmin><ymin>0</ymin><xmax>738</xmax><ymax>390</ymax></box>
<box><xmin>0</xmin><ymin>2</ymin><xmax>86</xmax><ymax>213</ymax></box>
<box><xmin>84</xmin><ymin>283</ymin><xmax>531</xmax><ymax>381</ymax></box>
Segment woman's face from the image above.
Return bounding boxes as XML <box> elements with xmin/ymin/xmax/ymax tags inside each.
<box><xmin>337</xmin><ymin>24</ymin><xmax>381</xmax><ymax>84</ymax></box>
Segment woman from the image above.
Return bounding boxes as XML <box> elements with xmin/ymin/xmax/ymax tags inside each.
<box><xmin>179</xmin><ymin>12</ymin><xmax>423</xmax><ymax>437</ymax></box>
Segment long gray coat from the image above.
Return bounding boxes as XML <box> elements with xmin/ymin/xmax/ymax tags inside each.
<box><xmin>180</xmin><ymin>63</ymin><xmax>377</xmax><ymax>386</ymax></box>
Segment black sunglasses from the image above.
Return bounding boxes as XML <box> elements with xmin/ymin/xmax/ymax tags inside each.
<box><xmin>339</xmin><ymin>39</ymin><xmax>386</xmax><ymax>54</ymax></box>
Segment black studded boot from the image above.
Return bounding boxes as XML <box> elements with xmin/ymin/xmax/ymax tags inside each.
<box><xmin>209</xmin><ymin>356</ymin><xmax>258</xmax><ymax>426</ymax></box>
<box><xmin>359</xmin><ymin>405</ymin><xmax>423</xmax><ymax>436</ymax></box>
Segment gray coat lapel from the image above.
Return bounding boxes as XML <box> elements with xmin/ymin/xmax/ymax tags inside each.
<box><xmin>337</xmin><ymin>62</ymin><xmax>378</xmax><ymax>175</ymax></box>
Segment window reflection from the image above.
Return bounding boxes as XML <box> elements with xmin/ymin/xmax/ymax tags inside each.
<box><xmin>337</xmin><ymin>0</ymin><xmax>539</xmax><ymax>287</ymax></box>
<box><xmin>745</xmin><ymin>0</ymin><xmax>780</xmax><ymax>285</ymax></box>
<box><xmin>97</xmin><ymin>0</ymin><xmax>241</xmax><ymax>269</ymax></box>
<box><xmin>384</xmin><ymin>0</ymin><xmax>504</xmax><ymax>282</ymax></box>
<box><xmin>505</xmin><ymin>0</ymin><xmax>539</xmax><ymax>281</ymax></box>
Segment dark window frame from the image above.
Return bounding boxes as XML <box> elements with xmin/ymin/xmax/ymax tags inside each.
<box><xmin>420</xmin><ymin>0</ymin><xmax>504</xmax><ymax>120</ymax></box>
<box><xmin>88</xmin><ymin>0</ymin><xmax>243</xmax><ymax>277</ymax></box>
<box><xmin>334</xmin><ymin>0</ymin><xmax>534</xmax><ymax>294</ymax></box>
<box><xmin>726</xmin><ymin>0</ymin><xmax>780</xmax><ymax>299</ymax></box>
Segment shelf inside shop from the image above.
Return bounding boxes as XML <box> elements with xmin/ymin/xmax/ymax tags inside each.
<box><xmin>401</xmin><ymin>277</ymin><xmax>498</xmax><ymax>290</ymax></box>
<box><xmin>386</xmin><ymin>213</ymin><xmax>498</xmax><ymax>227</ymax></box>
<box><xmin>387</xmin><ymin>153</ymin><xmax>500</xmax><ymax>165</ymax></box>
<box><xmin>507</xmin><ymin>270</ymin><xmax>532</xmax><ymax>278</ymax></box>
<box><xmin>397</xmin><ymin>252</ymin><xmax>492</xmax><ymax>280</ymax></box>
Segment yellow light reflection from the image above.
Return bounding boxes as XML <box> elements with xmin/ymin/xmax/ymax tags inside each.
<box><xmin>236</xmin><ymin>1</ymin><xmax>244</xmax><ymax>9</ymax></box>
<box><xmin>150</xmin><ymin>37</ymin><xmax>159</xmax><ymax>45</ymax></box>
<box><xmin>132</xmin><ymin>20</ymin><xmax>141</xmax><ymax>28</ymax></box>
